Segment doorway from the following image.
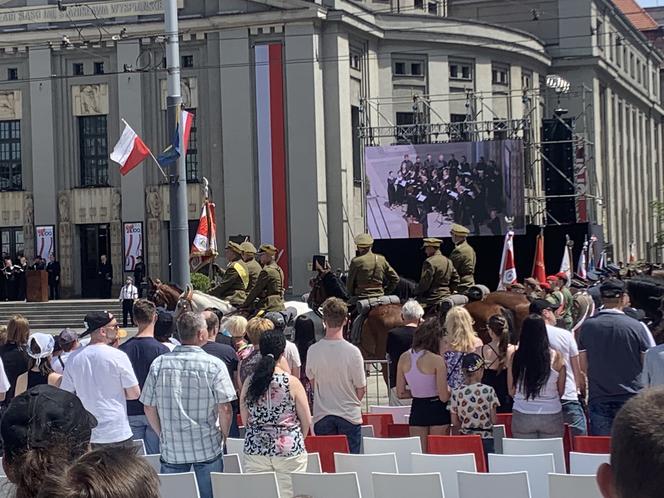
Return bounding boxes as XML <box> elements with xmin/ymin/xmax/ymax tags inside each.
<box><xmin>80</xmin><ymin>224</ymin><xmax>111</xmax><ymax>298</ymax></box>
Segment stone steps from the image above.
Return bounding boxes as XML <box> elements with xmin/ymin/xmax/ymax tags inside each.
<box><xmin>0</xmin><ymin>299</ymin><xmax>123</xmax><ymax>330</ymax></box>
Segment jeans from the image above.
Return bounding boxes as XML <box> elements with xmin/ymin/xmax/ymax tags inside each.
<box><xmin>161</xmin><ymin>453</ymin><xmax>223</xmax><ymax>498</ymax></box>
<box><xmin>128</xmin><ymin>414</ymin><xmax>160</xmax><ymax>455</ymax></box>
<box><xmin>561</xmin><ymin>399</ymin><xmax>588</xmax><ymax>436</ymax></box>
<box><xmin>314</xmin><ymin>415</ymin><xmax>362</xmax><ymax>454</ymax></box>
<box><xmin>588</xmin><ymin>399</ymin><xmax>628</xmax><ymax>436</ymax></box>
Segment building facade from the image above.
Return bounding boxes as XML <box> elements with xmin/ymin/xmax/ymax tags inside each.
<box><xmin>0</xmin><ymin>0</ymin><xmax>552</xmax><ymax>296</ymax></box>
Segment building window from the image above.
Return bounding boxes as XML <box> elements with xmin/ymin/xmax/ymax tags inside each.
<box><xmin>185</xmin><ymin>109</ymin><xmax>198</xmax><ymax>181</ymax></box>
<box><xmin>637</xmin><ymin>60</ymin><xmax>641</xmax><ymax>84</ymax></box>
<box><xmin>94</xmin><ymin>62</ymin><xmax>104</xmax><ymax>75</ymax></box>
<box><xmin>0</xmin><ymin>120</ymin><xmax>21</xmax><ymax>191</ymax></box>
<box><xmin>596</xmin><ymin>20</ymin><xmax>603</xmax><ymax>51</ymax></box>
<box><xmin>616</xmin><ymin>42</ymin><xmax>622</xmax><ymax>67</ymax></box>
<box><xmin>522</xmin><ymin>72</ymin><xmax>532</xmax><ymax>89</ymax></box>
<box><xmin>492</xmin><ymin>66</ymin><xmax>509</xmax><ymax>85</ymax></box>
<box><xmin>350</xmin><ymin>54</ymin><xmax>361</xmax><ymax>71</ymax></box>
<box><xmin>428</xmin><ymin>1</ymin><xmax>438</xmax><ymax>14</ymax></box>
<box><xmin>394</xmin><ymin>62</ymin><xmax>406</xmax><ymax>75</ymax></box>
<box><xmin>7</xmin><ymin>68</ymin><xmax>17</xmax><ymax>81</ymax></box>
<box><xmin>450</xmin><ymin>61</ymin><xmax>473</xmax><ymax>81</ymax></box>
<box><xmin>393</xmin><ymin>60</ymin><xmax>425</xmax><ymax>77</ymax></box>
<box><xmin>411</xmin><ymin>63</ymin><xmax>423</xmax><ymax>76</ymax></box>
<box><xmin>78</xmin><ymin>116</ymin><xmax>108</xmax><ymax>187</ymax></box>
<box><xmin>351</xmin><ymin>105</ymin><xmax>362</xmax><ymax>182</ymax></box>
<box><xmin>0</xmin><ymin>227</ymin><xmax>23</xmax><ymax>260</ymax></box>
<box><xmin>73</xmin><ymin>63</ymin><xmax>84</xmax><ymax>76</ymax></box>
<box><xmin>182</xmin><ymin>55</ymin><xmax>194</xmax><ymax>68</ymax></box>
<box><xmin>630</xmin><ymin>52</ymin><xmax>635</xmax><ymax>78</ymax></box>
<box><xmin>414</xmin><ymin>0</ymin><xmax>424</xmax><ymax>9</ymax></box>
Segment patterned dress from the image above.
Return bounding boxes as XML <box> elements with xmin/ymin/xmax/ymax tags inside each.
<box><xmin>244</xmin><ymin>373</ymin><xmax>305</xmax><ymax>457</ymax></box>
<box><xmin>450</xmin><ymin>382</ymin><xmax>500</xmax><ymax>439</ymax></box>
<box><xmin>444</xmin><ymin>350</ymin><xmax>467</xmax><ymax>390</ymax></box>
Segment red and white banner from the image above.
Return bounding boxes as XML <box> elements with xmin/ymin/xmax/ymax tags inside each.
<box><xmin>532</xmin><ymin>231</ymin><xmax>546</xmax><ymax>284</ymax></box>
<box><xmin>497</xmin><ymin>230</ymin><xmax>517</xmax><ymax>290</ymax></box>
<box><xmin>35</xmin><ymin>225</ymin><xmax>54</xmax><ymax>260</ymax></box>
<box><xmin>123</xmin><ymin>222</ymin><xmax>143</xmax><ymax>271</ymax></box>
<box><xmin>559</xmin><ymin>242</ymin><xmax>573</xmax><ymax>284</ymax></box>
<box><xmin>110</xmin><ymin>123</ymin><xmax>151</xmax><ymax>176</ymax></box>
<box><xmin>255</xmin><ymin>43</ymin><xmax>289</xmax><ymax>284</ymax></box>
<box><xmin>191</xmin><ymin>202</ymin><xmax>218</xmax><ymax>257</ymax></box>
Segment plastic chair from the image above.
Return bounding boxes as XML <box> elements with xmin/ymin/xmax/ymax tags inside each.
<box><xmin>489</xmin><ymin>453</ymin><xmax>555</xmax><ymax>498</ymax></box>
<box><xmin>211</xmin><ymin>472</ymin><xmax>280</xmax><ymax>498</ymax></box>
<box><xmin>306</xmin><ymin>453</ymin><xmax>322</xmax><ymax>473</ymax></box>
<box><xmin>0</xmin><ymin>476</ymin><xmax>15</xmax><ymax>498</ymax></box>
<box><xmin>363</xmin><ymin>436</ymin><xmax>422</xmax><ymax>472</ymax></box>
<box><xmin>368</xmin><ymin>405</ymin><xmax>411</xmax><ymax>424</ymax></box>
<box><xmin>131</xmin><ymin>439</ymin><xmax>147</xmax><ymax>456</ymax></box>
<box><xmin>503</xmin><ymin>437</ymin><xmax>566</xmax><ymax>473</ymax></box>
<box><xmin>427</xmin><ymin>435</ymin><xmax>487</xmax><ymax>472</ymax></box>
<box><xmin>225</xmin><ymin>438</ymin><xmax>244</xmax><ymax>455</ymax></box>
<box><xmin>361</xmin><ymin>425</ymin><xmax>375</xmax><ymax>438</ymax></box>
<box><xmin>496</xmin><ymin>413</ymin><xmax>513</xmax><ymax>438</ymax></box>
<box><xmin>411</xmin><ymin>453</ymin><xmax>476</xmax><ymax>498</ymax></box>
<box><xmin>334</xmin><ymin>453</ymin><xmax>398</xmax><ymax>498</ymax></box>
<box><xmin>142</xmin><ymin>454</ymin><xmax>161</xmax><ymax>474</ymax></box>
<box><xmin>493</xmin><ymin>424</ymin><xmax>506</xmax><ymax>454</ymax></box>
<box><xmin>304</xmin><ymin>435</ymin><xmax>349</xmax><ymax>473</ymax></box>
<box><xmin>457</xmin><ymin>471</ymin><xmax>531</xmax><ymax>498</ymax></box>
<box><xmin>549</xmin><ymin>473</ymin><xmax>602</xmax><ymax>498</ymax></box>
<box><xmin>387</xmin><ymin>423</ymin><xmax>411</xmax><ymax>438</ymax></box>
<box><xmin>159</xmin><ymin>472</ymin><xmax>200</xmax><ymax>498</ymax></box>
<box><xmin>362</xmin><ymin>413</ymin><xmax>394</xmax><ymax>438</ymax></box>
<box><xmin>372</xmin><ymin>472</ymin><xmax>445</xmax><ymax>498</ymax></box>
<box><xmin>573</xmin><ymin>436</ymin><xmax>611</xmax><ymax>454</ymax></box>
<box><xmin>569</xmin><ymin>452</ymin><xmax>610</xmax><ymax>475</ymax></box>
<box><xmin>223</xmin><ymin>453</ymin><xmax>243</xmax><ymax>473</ymax></box>
<box><xmin>291</xmin><ymin>472</ymin><xmax>361</xmax><ymax>498</ymax></box>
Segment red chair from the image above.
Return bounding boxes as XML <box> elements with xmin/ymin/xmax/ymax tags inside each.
<box><xmin>427</xmin><ymin>435</ymin><xmax>487</xmax><ymax>473</ymax></box>
<box><xmin>563</xmin><ymin>424</ymin><xmax>572</xmax><ymax>471</ymax></box>
<box><xmin>573</xmin><ymin>436</ymin><xmax>611</xmax><ymax>454</ymax></box>
<box><xmin>305</xmin><ymin>435</ymin><xmax>349</xmax><ymax>473</ymax></box>
<box><xmin>363</xmin><ymin>413</ymin><xmax>394</xmax><ymax>438</ymax></box>
<box><xmin>236</xmin><ymin>414</ymin><xmax>243</xmax><ymax>427</ymax></box>
<box><xmin>387</xmin><ymin>423</ymin><xmax>411</xmax><ymax>438</ymax></box>
<box><xmin>496</xmin><ymin>413</ymin><xmax>513</xmax><ymax>438</ymax></box>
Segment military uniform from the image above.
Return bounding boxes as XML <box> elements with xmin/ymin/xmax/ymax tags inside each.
<box><xmin>242</xmin><ymin>244</ymin><xmax>285</xmax><ymax>312</ymax></box>
<box><xmin>346</xmin><ymin>233</ymin><xmax>400</xmax><ymax>301</ymax></box>
<box><xmin>416</xmin><ymin>238</ymin><xmax>459</xmax><ymax>306</ymax></box>
<box><xmin>449</xmin><ymin>224</ymin><xmax>476</xmax><ymax>293</ymax></box>
<box><xmin>209</xmin><ymin>241</ymin><xmax>249</xmax><ymax>306</ymax></box>
<box><xmin>240</xmin><ymin>241</ymin><xmax>262</xmax><ymax>294</ymax></box>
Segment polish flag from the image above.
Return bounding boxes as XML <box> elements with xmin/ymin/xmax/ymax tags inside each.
<box><xmin>111</xmin><ymin>123</ymin><xmax>151</xmax><ymax>176</ymax></box>
<box><xmin>181</xmin><ymin>109</ymin><xmax>194</xmax><ymax>154</ymax></box>
<box><xmin>497</xmin><ymin>230</ymin><xmax>517</xmax><ymax>290</ymax></box>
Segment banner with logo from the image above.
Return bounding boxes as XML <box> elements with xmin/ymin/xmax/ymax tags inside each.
<box><xmin>123</xmin><ymin>222</ymin><xmax>143</xmax><ymax>271</ymax></box>
<box><xmin>35</xmin><ymin>225</ymin><xmax>55</xmax><ymax>260</ymax></box>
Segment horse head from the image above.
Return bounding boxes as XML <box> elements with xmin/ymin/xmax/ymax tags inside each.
<box><xmin>175</xmin><ymin>284</ymin><xmax>195</xmax><ymax>316</ymax></box>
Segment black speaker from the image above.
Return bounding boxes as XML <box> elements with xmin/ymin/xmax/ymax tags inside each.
<box><xmin>541</xmin><ymin>118</ymin><xmax>575</xmax><ymax>224</ymax></box>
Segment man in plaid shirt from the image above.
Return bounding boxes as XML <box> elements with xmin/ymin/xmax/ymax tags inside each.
<box><xmin>142</xmin><ymin>311</ymin><xmax>236</xmax><ymax>498</ymax></box>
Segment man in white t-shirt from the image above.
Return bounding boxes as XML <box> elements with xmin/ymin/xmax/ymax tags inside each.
<box><xmin>306</xmin><ymin>298</ymin><xmax>366</xmax><ymax>453</ymax></box>
<box><xmin>61</xmin><ymin>311</ymin><xmax>140</xmax><ymax>447</ymax></box>
<box><xmin>530</xmin><ymin>299</ymin><xmax>587</xmax><ymax>435</ymax></box>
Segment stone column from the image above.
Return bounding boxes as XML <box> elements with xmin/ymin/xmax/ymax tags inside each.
<box><xmin>57</xmin><ymin>191</ymin><xmax>74</xmax><ymax>293</ymax></box>
<box><xmin>145</xmin><ymin>187</ymin><xmax>163</xmax><ymax>280</ymax></box>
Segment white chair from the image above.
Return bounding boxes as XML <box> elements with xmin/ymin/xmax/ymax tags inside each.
<box><xmin>569</xmin><ymin>452</ymin><xmax>610</xmax><ymax>475</ymax></box>
<box><xmin>503</xmin><ymin>438</ymin><xmax>566</xmax><ymax>473</ymax></box>
<box><xmin>489</xmin><ymin>453</ymin><xmax>555</xmax><ymax>498</ymax></box>
<box><xmin>493</xmin><ymin>424</ymin><xmax>506</xmax><ymax>454</ymax></box>
<box><xmin>211</xmin><ymin>472</ymin><xmax>280</xmax><ymax>498</ymax></box>
<box><xmin>306</xmin><ymin>453</ymin><xmax>322</xmax><ymax>473</ymax></box>
<box><xmin>223</xmin><ymin>453</ymin><xmax>243</xmax><ymax>473</ymax></box>
<box><xmin>411</xmin><ymin>453</ymin><xmax>476</xmax><ymax>498</ymax></box>
<box><xmin>334</xmin><ymin>453</ymin><xmax>398</xmax><ymax>498</ymax></box>
<box><xmin>0</xmin><ymin>476</ymin><xmax>15</xmax><ymax>498</ymax></box>
<box><xmin>361</xmin><ymin>425</ymin><xmax>375</xmax><ymax>437</ymax></box>
<box><xmin>372</xmin><ymin>473</ymin><xmax>444</xmax><ymax>498</ymax></box>
<box><xmin>159</xmin><ymin>472</ymin><xmax>200</xmax><ymax>498</ymax></box>
<box><xmin>368</xmin><ymin>405</ymin><xmax>411</xmax><ymax>424</ymax></box>
<box><xmin>457</xmin><ymin>471</ymin><xmax>531</xmax><ymax>498</ymax></box>
<box><xmin>143</xmin><ymin>454</ymin><xmax>162</xmax><ymax>474</ymax></box>
<box><xmin>291</xmin><ymin>472</ymin><xmax>361</xmax><ymax>498</ymax></box>
<box><xmin>363</xmin><ymin>437</ymin><xmax>422</xmax><ymax>473</ymax></box>
<box><xmin>225</xmin><ymin>438</ymin><xmax>244</xmax><ymax>455</ymax></box>
<box><xmin>549</xmin><ymin>473</ymin><xmax>602</xmax><ymax>498</ymax></box>
<box><xmin>131</xmin><ymin>439</ymin><xmax>147</xmax><ymax>456</ymax></box>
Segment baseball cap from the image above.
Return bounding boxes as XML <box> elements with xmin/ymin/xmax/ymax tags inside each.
<box><xmin>461</xmin><ymin>353</ymin><xmax>485</xmax><ymax>373</ymax></box>
<box><xmin>1</xmin><ymin>385</ymin><xmax>97</xmax><ymax>460</ymax></box>
<box><xmin>263</xmin><ymin>311</ymin><xmax>285</xmax><ymax>330</ymax></box>
<box><xmin>81</xmin><ymin>311</ymin><xmax>125</xmax><ymax>338</ymax></box>
<box><xmin>57</xmin><ymin>328</ymin><xmax>79</xmax><ymax>347</ymax></box>
<box><xmin>155</xmin><ymin>310</ymin><xmax>174</xmax><ymax>339</ymax></box>
<box><xmin>529</xmin><ymin>299</ymin><xmax>558</xmax><ymax>314</ymax></box>
<box><xmin>600</xmin><ymin>278</ymin><xmax>626</xmax><ymax>298</ymax></box>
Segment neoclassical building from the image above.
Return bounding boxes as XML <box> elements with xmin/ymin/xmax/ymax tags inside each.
<box><xmin>0</xmin><ymin>0</ymin><xmax>555</xmax><ymax>296</ymax></box>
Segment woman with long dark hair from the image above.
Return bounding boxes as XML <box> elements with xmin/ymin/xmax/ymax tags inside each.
<box><xmin>396</xmin><ymin>318</ymin><xmax>450</xmax><ymax>451</ymax></box>
<box><xmin>508</xmin><ymin>314</ymin><xmax>566</xmax><ymax>438</ymax></box>
<box><xmin>240</xmin><ymin>330</ymin><xmax>311</xmax><ymax>498</ymax></box>
<box><xmin>481</xmin><ymin>314</ymin><xmax>516</xmax><ymax>413</ymax></box>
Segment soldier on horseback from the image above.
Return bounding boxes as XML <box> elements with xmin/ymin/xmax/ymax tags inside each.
<box><xmin>450</xmin><ymin>224</ymin><xmax>476</xmax><ymax>294</ymax></box>
<box><xmin>208</xmin><ymin>241</ymin><xmax>249</xmax><ymax>306</ymax></box>
<box><xmin>240</xmin><ymin>241</ymin><xmax>262</xmax><ymax>294</ymax></box>
<box><xmin>242</xmin><ymin>244</ymin><xmax>286</xmax><ymax>313</ymax></box>
<box><xmin>346</xmin><ymin>233</ymin><xmax>400</xmax><ymax>304</ymax></box>
<box><xmin>416</xmin><ymin>238</ymin><xmax>459</xmax><ymax>312</ymax></box>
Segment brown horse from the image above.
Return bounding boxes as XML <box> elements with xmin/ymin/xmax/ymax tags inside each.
<box><xmin>146</xmin><ymin>278</ymin><xmax>182</xmax><ymax>311</ymax></box>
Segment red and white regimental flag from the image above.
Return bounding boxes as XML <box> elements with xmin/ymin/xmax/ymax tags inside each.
<box><xmin>498</xmin><ymin>230</ymin><xmax>517</xmax><ymax>290</ymax></box>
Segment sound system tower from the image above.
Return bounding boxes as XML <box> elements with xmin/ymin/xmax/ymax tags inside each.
<box><xmin>541</xmin><ymin>117</ymin><xmax>575</xmax><ymax>225</ymax></box>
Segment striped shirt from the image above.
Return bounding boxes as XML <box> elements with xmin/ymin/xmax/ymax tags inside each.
<box><xmin>140</xmin><ymin>345</ymin><xmax>237</xmax><ymax>464</ymax></box>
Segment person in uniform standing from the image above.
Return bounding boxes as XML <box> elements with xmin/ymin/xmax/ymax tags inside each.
<box><xmin>46</xmin><ymin>253</ymin><xmax>61</xmax><ymax>300</ymax></box>
<box><xmin>240</xmin><ymin>241</ymin><xmax>262</xmax><ymax>295</ymax></box>
<box><xmin>209</xmin><ymin>241</ymin><xmax>249</xmax><ymax>307</ymax></box>
<box><xmin>416</xmin><ymin>238</ymin><xmax>459</xmax><ymax>310</ymax></box>
<box><xmin>242</xmin><ymin>244</ymin><xmax>285</xmax><ymax>313</ymax></box>
<box><xmin>346</xmin><ymin>233</ymin><xmax>400</xmax><ymax>303</ymax></box>
<box><xmin>98</xmin><ymin>254</ymin><xmax>113</xmax><ymax>299</ymax></box>
<box><xmin>555</xmin><ymin>272</ymin><xmax>574</xmax><ymax>330</ymax></box>
<box><xmin>133</xmin><ymin>256</ymin><xmax>146</xmax><ymax>298</ymax></box>
<box><xmin>449</xmin><ymin>224</ymin><xmax>476</xmax><ymax>294</ymax></box>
